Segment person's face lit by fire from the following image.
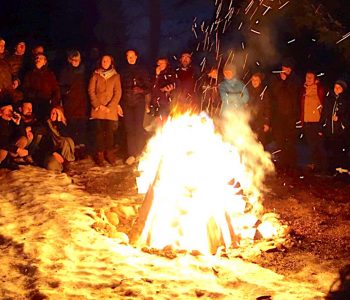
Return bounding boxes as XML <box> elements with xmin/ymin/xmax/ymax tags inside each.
<box><xmin>223</xmin><ymin>68</ymin><xmax>235</xmax><ymax>80</ymax></box>
<box><xmin>280</xmin><ymin>66</ymin><xmax>292</xmax><ymax>81</ymax></box>
<box><xmin>126</xmin><ymin>50</ymin><xmax>138</xmax><ymax>65</ymax></box>
<box><xmin>101</xmin><ymin>55</ymin><xmax>112</xmax><ymax>70</ymax></box>
<box><xmin>35</xmin><ymin>55</ymin><xmax>47</xmax><ymax>69</ymax></box>
<box><xmin>0</xmin><ymin>39</ymin><xmax>5</xmax><ymax>55</ymax></box>
<box><xmin>334</xmin><ymin>84</ymin><xmax>344</xmax><ymax>96</ymax></box>
<box><xmin>21</xmin><ymin>102</ymin><xmax>33</xmax><ymax>117</ymax></box>
<box><xmin>251</xmin><ymin>75</ymin><xmax>261</xmax><ymax>89</ymax></box>
<box><xmin>69</xmin><ymin>56</ymin><xmax>81</xmax><ymax>68</ymax></box>
<box><xmin>305</xmin><ymin>73</ymin><xmax>316</xmax><ymax>86</ymax></box>
<box><xmin>15</xmin><ymin>42</ymin><xmax>26</xmax><ymax>56</ymax></box>
<box><xmin>0</xmin><ymin>105</ymin><xmax>13</xmax><ymax>121</ymax></box>
<box><xmin>156</xmin><ymin>59</ymin><xmax>168</xmax><ymax>75</ymax></box>
<box><xmin>180</xmin><ymin>53</ymin><xmax>192</xmax><ymax>68</ymax></box>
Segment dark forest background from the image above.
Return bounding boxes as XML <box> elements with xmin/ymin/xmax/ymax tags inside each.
<box><xmin>0</xmin><ymin>0</ymin><xmax>349</xmax><ymax>84</ymax></box>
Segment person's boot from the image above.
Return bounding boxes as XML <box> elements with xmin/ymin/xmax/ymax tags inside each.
<box><xmin>105</xmin><ymin>150</ymin><xmax>117</xmax><ymax>166</ymax></box>
<box><xmin>94</xmin><ymin>151</ymin><xmax>105</xmax><ymax>166</ymax></box>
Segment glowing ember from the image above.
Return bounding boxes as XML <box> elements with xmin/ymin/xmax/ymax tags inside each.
<box><xmin>132</xmin><ymin>111</ymin><xmax>286</xmax><ymax>254</ymax></box>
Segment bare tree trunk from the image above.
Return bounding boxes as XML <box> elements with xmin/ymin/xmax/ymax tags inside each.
<box><xmin>148</xmin><ymin>0</ymin><xmax>161</xmax><ymax>64</ymax></box>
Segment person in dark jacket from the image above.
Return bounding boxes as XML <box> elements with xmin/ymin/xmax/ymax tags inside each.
<box><xmin>23</xmin><ymin>53</ymin><xmax>61</xmax><ymax>121</ymax></box>
<box><xmin>150</xmin><ymin>57</ymin><xmax>176</xmax><ymax>119</ymax></box>
<box><xmin>320</xmin><ymin>80</ymin><xmax>349</xmax><ymax>173</ymax></box>
<box><xmin>18</xmin><ymin>100</ymin><xmax>46</xmax><ymax>160</ymax></box>
<box><xmin>6</xmin><ymin>40</ymin><xmax>28</xmax><ymax>81</ymax></box>
<box><xmin>59</xmin><ymin>50</ymin><xmax>89</xmax><ymax>152</ymax></box>
<box><xmin>0</xmin><ymin>38</ymin><xmax>22</xmax><ymax>104</ymax></box>
<box><xmin>33</xmin><ymin>106</ymin><xmax>75</xmax><ymax>173</ymax></box>
<box><xmin>120</xmin><ymin>49</ymin><xmax>151</xmax><ymax>165</ymax></box>
<box><xmin>0</xmin><ymin>100</ymin><xmax>30</xmax><ymax>170</ymax></box>
<box><xmin>270</xmin><ymin>58</ymin><xmax>302</xmax><ymax>171</ymax></box>
<box><xmin>247</xmin><ymin>72</ymin><xmax>271</xmax><ymax>146</ymax></box>
<box><xmin>174</xmin><ymin>52</ymin><xmax>198</xmax><ymax>109</ymax></box>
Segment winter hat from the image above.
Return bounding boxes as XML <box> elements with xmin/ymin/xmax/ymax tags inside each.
<box><xmin>335</xmin><ymin>80</ymin><xmax>348</xmax><ymax>91</ymax></box>
<box><xmin>281</xmin><ymin>57</ymin><xmax>295</xmax><ymax>69</ymax></box>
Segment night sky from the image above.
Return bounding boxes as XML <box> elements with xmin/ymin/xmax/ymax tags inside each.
<box><xmin>0</xmin><ymin>0</ymin><xmax>349</xmax><ymax>79</ymax></box>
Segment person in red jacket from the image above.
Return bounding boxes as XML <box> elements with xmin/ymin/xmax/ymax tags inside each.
<box><xmin>300</xmin><ymin>71</ymin><xmax>326</xmax><ymax>172</ymax></box>
<box><xmin>22</xmin><ymin>53</ymin><xmax>61</xmax><ymax>121</ymax></box>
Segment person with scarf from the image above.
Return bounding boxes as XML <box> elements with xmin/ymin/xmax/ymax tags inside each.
<box><xmin>88</xmin><ymin>54</ymin><xmax>123</xmax><ymax>166</ymax></box>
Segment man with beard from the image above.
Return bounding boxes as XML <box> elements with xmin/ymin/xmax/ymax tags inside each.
<box><xmin>18</xmin><ymin>100</ymin><xmax>46</xmax><ymax>162</ymax></box>
<box><xmin>174</xmin><ymin>52</ymin><xmax>198</xmax><ymax>109</ymax></box>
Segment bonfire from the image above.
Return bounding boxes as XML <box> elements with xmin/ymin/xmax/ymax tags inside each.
<box><xmin>130</xmin><ymin>110</ymin><xmax>287</xmax><ymax>255</ymax></box>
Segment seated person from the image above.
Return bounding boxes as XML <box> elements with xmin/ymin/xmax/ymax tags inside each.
<box><xmin>18</xmin><ymin>100</ymin><xmax>46</xmax><ymax>159</ymax></box>
<box><xmin>0</xmin><ymin>99</ymin><xmax>30</xmax><ymax>170</ymax></box>
<box><xmin>33</xmin><ymin>106</ymin><xmax>75</xmax><ymax>173</ymax></box>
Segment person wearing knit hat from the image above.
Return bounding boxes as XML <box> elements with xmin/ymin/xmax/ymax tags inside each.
<box><xmin>320</xmin><ymin>80</ymin><xmax>350</xmax><ymax>174</ymax></box>
<box><xmin>335</xmin><ymin>80</ymin><xmax>348</xmax><ymax>92</ymax></box>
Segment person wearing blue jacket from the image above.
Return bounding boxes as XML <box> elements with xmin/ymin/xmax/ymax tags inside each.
<box><xmin>219</xmin><ymin>63</ymin><xmax>249</xmax><ymax>115</ymax></box>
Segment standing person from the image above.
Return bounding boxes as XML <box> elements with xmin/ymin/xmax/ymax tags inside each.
<box><xmin>6</xmin><ymin>40</ymin><xmax>27</xmax><ymax>81</ymax></box>
<box><xmin>247</xmin><ymin>72</ymin><xmax>271</xmax><ymax>146</ymax></box>
<box><xmin>270</xmin><ymin>58</ymin><xmax>302</xmax><ymax>172</ymax></box>
<box><xmin>59</xmin><ymin>50</ymin><xmax>89</xmax><ymax>158</ymax></box>
<box><xmin>200</xmin><ymin>67</ymin><xmax>221</xmax><ymax>117</ymax></box>
<box><xmin>219</xmin><ymin>63</ymin><xmax>249</xmax><ymax>115</ymax></box>
<box><xmin>174</xmin><ymin>52</ymin><xmax>198</xmax><ymax>109</ymax></box>
<box><xmin>150</xmin><ymin>57</ymin><xmax>176</xmax><ymax>120</ymax></box>
<box><xmin>300</xmin><ymin>71</ymin><xmax>326</xmax><ymax>172</ymax></box>
<box><xmin>88</xmin><ymin>54</ymin><xmax>123</xmax><ymax>166</ymax></box>
<box><xmin>0</xmin><ymin>37</ymin><xmax>9</xmax><ymax>60</ymax></box>
<box><xmin>120</xmin><ymin>49</ymin><xmax>151</xmax><ymax>165</ymax></box>
<box><xmin>22</xmin><ymin>53</ymin><xmax>61</xmax><ymax>121</ymax></box>
<box><xmin>320</xmin><ymin>80</ymin><xmax>349</xmax><ymax>174</ymax></box>
<box><xmin>0</xmin><ymin>37</ymin><xmax>22</xmax><ymax>104</ymax></box>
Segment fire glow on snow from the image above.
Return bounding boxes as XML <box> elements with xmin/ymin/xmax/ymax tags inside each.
<box><xmin>136</xmin><ymin>111</ymin><xmax>286</xmax><ymax>254</ymax></box>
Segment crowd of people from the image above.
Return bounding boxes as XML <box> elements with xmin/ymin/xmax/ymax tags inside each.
<box><xmin>0</xmin><ymin>36</ymin><xmax>349</xmax><ymax>177</ymax></box>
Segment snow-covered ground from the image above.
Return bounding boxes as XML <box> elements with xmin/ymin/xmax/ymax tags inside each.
<box><xmin>0</xmin><ymin>160</ymin><xmax>337</xmax><ymax>299</ymax></box>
